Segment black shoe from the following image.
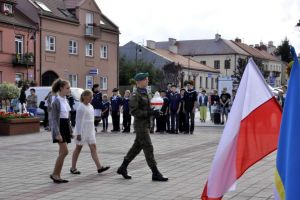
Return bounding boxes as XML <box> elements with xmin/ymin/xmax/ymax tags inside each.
<box><xmin>152</xmin><ymin>173</ymin><xmax>168</xmax><ymax>181</ymax></box>
<box><xmin>70</xmin><ymin>168</ymin><xmax>81</xmax><ymax>174</ymax></box>
<box><xmin>117</xmin><ymin>167</ymin><xmax>132</xmax><ymax>179</ymax></box>
<box><xmin>50</xmin><ymin>175</ymin><xmax>69</xmax><ymax>183</ymax></box>
<box><xmin>190</xmin><ymin>131</ymin><xmax>193</xmax><ymax>134</ymax></box>
<box><xmin>98</xmin><ymin>166</ymin><xmax>110</xmax><ymax>173</ymax></box>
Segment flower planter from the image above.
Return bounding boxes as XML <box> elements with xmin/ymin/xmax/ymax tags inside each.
<box><xmin>0</xmin><ymin>118</ymin><xmax>40</xmax><ymax>136</ymax></box>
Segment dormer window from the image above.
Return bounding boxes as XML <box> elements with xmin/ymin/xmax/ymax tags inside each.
<box><xmin>3</xmin><ymin>3</ymin><xmax>13</xmax><ymax>15</ymax></box>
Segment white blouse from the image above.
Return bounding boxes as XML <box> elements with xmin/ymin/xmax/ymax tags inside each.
<box><xmin>57</xmin><ymin>96</ymin><xmax>71</xmax><ymax>119</ymax></box>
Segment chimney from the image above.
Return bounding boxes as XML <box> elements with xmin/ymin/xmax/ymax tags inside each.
<box><xmin>235</xmin><ymin>38</ymin><xmax>241</xmax><ymax>43</ymax></box>
<box><xmin>260</xmin><ymin>42</ymin><xmax>264</xmax><ymax>46</ymax></box>
<box><xmin>268</xmin><ymin>41</ymin><xmax>274</xmax><ymax>47</ymax></box>
<box><xmin>169</xmin><ymin>45</ymin><xmax>178</xmax><ymax>54</ymax></box>
<box><xmin>168</xmin><ymin>38</ymin><xmax>177</xmax><ymax>46</ymax></box>
<box><xmin>146</xmin><ymin>40</ymin><xmax>156</xmax><ymax>50</ymax></box>
<box><xmin>249</xmin><ymin>45</ymin><xmax>254</xmax><ymax>48</ymax></box>
<box><xmin>215</xmin><ymin>33</ymin><xmax>221</xmax><ymax>41</ymax></box>
<box><xmin>254</xmin><ymin>44</ymin><xmax>259</xmax><ymax>48</ymax></box>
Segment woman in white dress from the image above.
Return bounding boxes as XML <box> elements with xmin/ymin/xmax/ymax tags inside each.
<box><xmin>70</xmin><ymin>89</ymin><xmax>110</xmax><ymax>174</ymax></box>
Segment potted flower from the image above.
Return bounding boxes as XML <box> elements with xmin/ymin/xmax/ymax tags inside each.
<box><xmin>0</xmin><ymin>111</ymin><xmax>40</xmax><ymax>136</ymax></box>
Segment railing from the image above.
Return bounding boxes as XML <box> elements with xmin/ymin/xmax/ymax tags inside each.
<box><xmin>84</xmin><ymin>24</ymin><xmax>100</xmax><ymax>38</ymax></box>
<box><xmin>12</xmin><ymin>53</ymin><xmax>34</xmax><ymax>66</ymax></box>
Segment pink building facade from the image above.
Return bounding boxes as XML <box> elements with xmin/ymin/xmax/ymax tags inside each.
<box><xmin>0</xmin><ymin>0</ymin><xmax>39</xmax><ymax>85</ymax></box>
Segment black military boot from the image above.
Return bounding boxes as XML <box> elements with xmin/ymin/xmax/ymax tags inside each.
<box><xmin>117</xmin><ymin>159</ymin><xmax>131</xmax><ymax>179</ymax></box>
<box><xmin>151</xmin><ymin>166</ymin><xmax>168</xmax><ymax>181</ymax></box>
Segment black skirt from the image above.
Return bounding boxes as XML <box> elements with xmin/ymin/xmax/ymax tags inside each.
<box><xmin>53</xmin><ymin>118</ymin><xmax>72</xmax><ymax>143</ymax></box>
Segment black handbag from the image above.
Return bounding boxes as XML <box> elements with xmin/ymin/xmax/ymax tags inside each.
<box><xmin>39</xmin><ymin>101</ymin><xmax>45</xmax><ymax>109</ymax></box>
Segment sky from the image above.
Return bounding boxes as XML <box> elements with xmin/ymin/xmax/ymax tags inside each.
<box><xmin>96</xmin><ymin>0</ymin><xmax>300</xmax><ymax>53</ymax></box>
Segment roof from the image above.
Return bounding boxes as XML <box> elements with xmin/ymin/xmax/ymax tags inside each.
<box><xmin>31</xmin><ymin>0</ymin><xmax>79</xmax><ymax>23</ymax></box>
<box><xmin>63</xmin><ymin>0</ymin><xmax>85</xmax><ymax>8</ymax></box>
<box><xmin>155</xmin><ymin>39</ymin><xmax>250</xmax><ymax>56</ymax></box>
<box><xmin>0</xmin><ymin>7</ymin><xmax>36</xmax><ymax>29</ymax></box>
<box><xmin>146</xmin><ymin>47</ymin><xmax>219</xmax><ymax>73</ymax></box>
<box><xmin>232</xmin><ymin>41</ymin><xmax>281</xmax><ymax>62</ymax></box>
<box><xmin>100</xmin><ymin>13</ymin><xmax>119</xmax><ymax>33</ymax></box>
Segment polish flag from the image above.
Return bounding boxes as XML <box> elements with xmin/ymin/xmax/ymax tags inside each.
<box><xmin>201</xmin><ymin>58</ymin><xmax>282</xmax><ymax>199</ymax></box>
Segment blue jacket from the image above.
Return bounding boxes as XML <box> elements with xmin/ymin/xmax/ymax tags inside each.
<box><xmin>92</xmin><ymin>92</ymin><xmax>102</xmax><ymax>109</ymax></box>
<box><xmin>198</xmin><ymin>95</ymin><xmax>208</xmax><ymax>106</ymax></box>
<box><xmin>110</xmin><ymin>95</ymin><xmax>122</xmax><ymax>112</ymax></box>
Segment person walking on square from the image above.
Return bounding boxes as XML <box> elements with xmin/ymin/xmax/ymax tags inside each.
<box><xmin>122</xmin><ymin>90</ymin><xmax>131</xmax><ymax>133</ymax></box>
<box><xmin>70</xmin><ymin>89</ymin><xmax>110</xmax><ymax>175</ymax></box>
<box><xmin>183</xmin><ymin>81</ymin><xmax>198</xmax><ymax>134</ymax></box>
<box><xmin>19</xmin><ymin>84</ymin><xmax>29</xmax><ymax>113</ymax></box>
<box><xmin>117</xmin><ymin>72</ymin><xmax>168</xmax><ymax>181</ymax></box>
<box><xmin>50</xmin><ymin>78</ymin><xmax>73</xmax><ymax>183</ymax></box>
<box><xmin>198</xmin><ymin>89</ymin><xmax>208</xmax><ymax>122</ymax></box>
<box><xmin>110</xmin><ymin>88</ymin><xmax>122</xmax><ymax>132</ymax></box>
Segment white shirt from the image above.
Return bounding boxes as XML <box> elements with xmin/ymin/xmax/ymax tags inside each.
<box><xmin>57</xmin><ymin>96</ymin><xmax>71</xmax><ymax>119</ymax></box>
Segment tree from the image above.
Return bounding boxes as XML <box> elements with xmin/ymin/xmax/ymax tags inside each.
<box><xmin>0</xmin><ymin>83</ymin><xmax>20</xmax><ymax>111</ymax></box>
<box><xmin>275</xmin><ymin>37</ymin><xmax>292</xmax><ymax>63</ymax></box>
<box><xmin>119</xmin><ymin>56</ymin><xmax>163</xmax><ymax>89</ymax></box>
<box><xmin>160</xmin><ymin>62</ymin><xmax>182</xmax><ymax>89</ymax></box>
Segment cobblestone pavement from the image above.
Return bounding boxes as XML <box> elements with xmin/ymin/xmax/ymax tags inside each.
<box><xmin>0</xmin><ymin>123</ymin><xmax>276</xmax><ymax>200</ymax></box>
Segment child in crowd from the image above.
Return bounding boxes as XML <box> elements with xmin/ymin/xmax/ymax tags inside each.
<box><xmin>70</xmin><ymin>89</ymin><xmax>110</xmax><ymax>175</ymax></box>
<box><xmin>101</xmin><ymin>94</ymin><xmax>110</xmax><ymax>132</ymax></box>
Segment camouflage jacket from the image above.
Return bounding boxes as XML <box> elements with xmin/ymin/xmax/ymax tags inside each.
<box><xmin>129</xmin><ymin>88</ymin><xmax>152</xmax><ymax>127</ymax></box>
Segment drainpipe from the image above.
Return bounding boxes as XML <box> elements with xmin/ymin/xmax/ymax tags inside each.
<box><xmin>39</xmin><ymin>16</ymin><xmax>42</xmax><ymax>86</ymax></box>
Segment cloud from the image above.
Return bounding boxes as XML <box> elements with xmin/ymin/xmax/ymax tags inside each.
<box><xmin>96</xmin><ymin>0</ymin><xmax>300</xmax><ymax>52</ymax></box>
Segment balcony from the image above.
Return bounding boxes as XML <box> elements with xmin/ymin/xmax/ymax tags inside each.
<box><xmin>12</xmin><ymin>53</ymin><xmax>34</xmax><ymax>67</ymax></box>
<box><xmin>84</xmin><ymin>24</ymin><xmax>100</xmax><ymax>39</ymax></box>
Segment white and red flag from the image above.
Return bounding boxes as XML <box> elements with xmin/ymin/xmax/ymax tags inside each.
<box><xmin>201</xmin><ymin>58</ymin><xmax>282</xmax><ymax>199</ymax></box>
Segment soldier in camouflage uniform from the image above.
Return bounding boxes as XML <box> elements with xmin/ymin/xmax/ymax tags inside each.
<box><xmin>117</xmin><ymin>72</ymin><xmax>168</xmax><ymax>182</ymax></box>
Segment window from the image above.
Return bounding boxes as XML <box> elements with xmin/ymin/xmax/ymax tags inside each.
<box><xmin>85</xmin><ymin>43</ymin><xmax>93</xmax><ymax>57</ymax></box>
<box><xmin>3</xmin><ymin>3</ymin><xmax>13</xmax><ymax>14</ymax></box>
<box><xmin>200</xmin><ymin>61</ymin><xmax>206</xmax><ymax>65</ymax></box>
<box><xmin>216</xmin><ymin>78</ymin><xmax>218</xmax><ymax>90</ymax></box>
<box><xmin>0</xmin><ymin>32</ymin><xmax>2</xmax><ymax>51</ymax></box>
<box><xmin>85</xmin><ymin>75</ymin><xmax>93</xmax><ymax>89</ymax></box>
<box><xmin>211</xmin><ymin>78</ymin><xmax>214</xmax><ymax>89</ymax></box>
<box><xmin>205</xmin><ymin>77</ymin><xmax>208</xmax><ymax>88</ymax></box>
<box><xmin>214</xmin><ymin>60</ymin><xmax>220</xmax><ymax>69</ymax></box>
<box><xmin>100</xmin><ymin>45</ymin><xmax>108</xmax><ymax>59</ymax></box>
<box><xmin>15</xmin><ymin>35</ymin><xmax>23</xmax><ymax>56</ymax></box>
<box><xmin>15</xmin><ymin>73</ymin><xmax>23</xmax><ymax>83</ymax></box>
<box><xmin>199</xmin><ymin>76</ymin><xmax>202</xmax><ymax>88</ymax></box>
<box><xmin>224</xmin><ymin>60</ymin><xmax>231</xmax><ymax>69</ymax></box>
<box><xmin>100</xmin><ymin>77</ymin><xmax>108</xmax><ymax>90</ymax></box>
<box><xmin>35</xmin><ymin>1</ymin><xmax>52</xmax><ymax>12</ymax></box>
<box><xmin>69</xmin><ymin>74</ymin><xmax>78</xmax><ymax>87</ymax></box>
<box><xmin>45</xmin><ymin>36</ymin><xmax>55</xmax><ymax>51</ymax></box>
<box><xmin>69</xmin><ymin>40</ymin><xmax>78</xmax><ymax>54</ymax></box>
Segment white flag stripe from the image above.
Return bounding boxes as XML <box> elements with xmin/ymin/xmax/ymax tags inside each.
<box><xmin>207</xmin><ymin>58</ymin><xmax>273</xmax><ymax>198</ymax></box>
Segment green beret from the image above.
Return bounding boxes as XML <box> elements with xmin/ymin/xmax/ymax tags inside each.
<box><xmin>134</xmin><ymin>72</ymin><xmax>149</xmax><ymax>81</ymax></box>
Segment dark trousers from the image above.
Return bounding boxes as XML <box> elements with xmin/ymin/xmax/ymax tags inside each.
<box><xmin>111</xmin><ymin>111</ymin><xmax>120</xmax><ymax>131</ymax></box>
<box><xmin>166</xmin><ymin>114</ymin><xmax>170</xmax><ymax>131</ymax></box>
<box><xmin>123</xmin><ymin>111</ymin><xmax>131</xmax><ymax>131</ymax></box>
<box><xmin>170</xmin><ymin>111</ymin><xmax>179</xmax><ymax>132</ymax></box>
<box><xmin>125</xmin><ymin>127</ymin><xmax>157</xmax><ymax>168</ymax></box>
<box><xmin>179</xmin><ymin>112</ymin><xmax>186</xmax><ymax>132</ymax></box>
<box><xmin>185</xmin><ymin>110</ymin><xmax>195</xmax><ymax>133</ymax></box>
<box><xmin>70</xmin><ymin>110</ymin><xmax>76</xmax><ymax>127</ymax></box>
<box><xmin>102</xmin><ymin>116</ymin><xmax>108</xmax><ymax>130</ymax></box>
<box><xmin>43</xmin><ymin>108</ymin><xmax>48</xmax><ymax>128</ymax></box>
<box><xmin>156</xmin><ymin>114</ymin><xmax>167</xmax><ymax>132</ymax></box>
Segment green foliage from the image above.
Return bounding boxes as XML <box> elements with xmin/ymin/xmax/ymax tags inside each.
<box><xmin>0</xmin><ymin>83</ymin><xmax>20</xmax><ymax>101</ymax></box>
<box><xmin>275</xmin><ymin>38</ymin><xmax>292</xmax><ymax>63</ymax></box>
<box><xmin>119</xmin><ymin>56</ymin><xmax>163</xmax><ymax>88</ymax></box>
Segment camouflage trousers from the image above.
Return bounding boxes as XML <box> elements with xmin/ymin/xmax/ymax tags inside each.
<box><xmin>125</xmin><ymin>127</ymin><xmax>157</xmax><ymax>168</ymax></box>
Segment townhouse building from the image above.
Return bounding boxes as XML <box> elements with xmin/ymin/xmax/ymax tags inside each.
<box><xmin>16</xmin><ymin>0</ymin><xmax>119</xmax><ymax>92</ymax></box>
<box><xmin>120</xmin><ymin>41</ymin><xmax>219</xmax><ymax>92</ymax></box>
<box><xmin>0</xmin><ymin>0</ymin><xmax>39</xmax><ymax>84</ymax></box>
